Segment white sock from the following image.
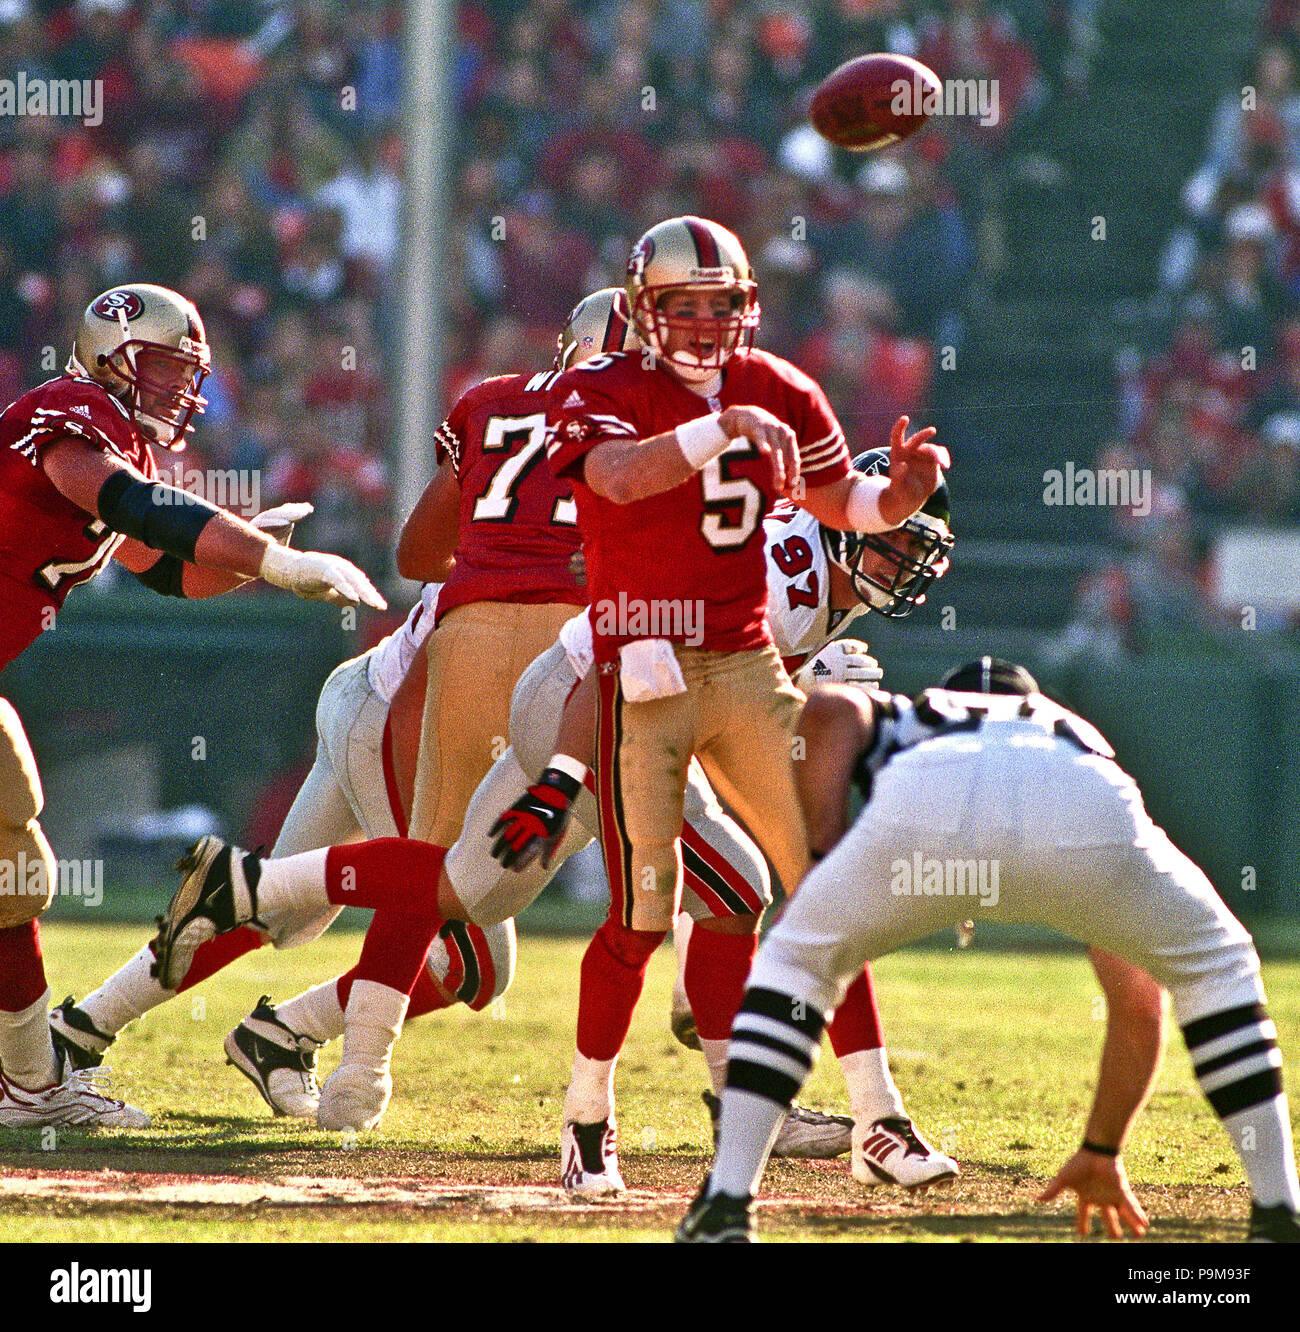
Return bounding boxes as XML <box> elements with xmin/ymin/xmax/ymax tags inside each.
<box><xmin>0</xmin><ymin>988</ymin><xmax>58</xmax><ymax>1089</ymax></box>
<box><xmin>838</xmin><ymin>1046</ymin><xmax>907</xmax><ymax>1126</ymax></box>
<box><xmin>254</xmin><ymin>848</ymin><xmax>332</xmax><ymax>932</ymax></box>
<box><xmin>701</xmin><ymin>1038</ymin><xmax>729</xmax><ymax>1096</ymax></box>
<box><xmin>563</xmin><ymin>1051</ymin><xmax>617</xmax><ymax>1124</ymax></box>
<box><xmin>709</xmin><ymin>1088</ymin><xmax>785</xmax><ymax>1198</ymax></box>
<box><xmin>1223</xmin><ymin>1095</ymin><xmax>1300</xmax><ymax>1210</ymax></box>
<box><xmin>275</xmin><ymin>979</ymin><xmax>346</xmax><ymax>1046</ymax></box>
<box><xmin>338</xmin><ymin>980</ymin><xmax>408</xmax><ymax>1074</ymax></box>
<box><xmin>671</xmin><ymin>912</ymin><xmax>692</xmax><ymax>1014</ymax></box>
<box><xmin>80</xmin><ymin>945</ymin><xmax>174</xmax><ymax>1038</ymax></box>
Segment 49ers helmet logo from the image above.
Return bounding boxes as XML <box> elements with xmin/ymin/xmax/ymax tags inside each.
<box><xmin>91</xmin><ymin>290</ymin><xmax>144</xmax><ymax>322</ymax></box>
<box><xmin>627</xmin><ymin>235</ymin><xmax>655</xmax><ymax>279</ymax></box>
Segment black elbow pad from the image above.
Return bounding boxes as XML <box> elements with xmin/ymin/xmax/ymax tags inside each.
<box><xmin>134</xmin><ymin>553</ymin><xmax>186</xmax><ymax>598</ymax></box>
<box><xmin>98</xmin><ymin>470</ymin><xmax>219</xmax><ymax>563</ymax></box>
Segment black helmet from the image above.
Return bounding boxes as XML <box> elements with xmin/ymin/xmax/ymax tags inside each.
<box><xmin>821</xmin><ymin>447</ymin><xmax>954</xmax><ymax>617</ymax></box>
<box><xmin>940</xmin><ymin>657</ymin><xmax>1039</xmax><ymax>696</ymax></box>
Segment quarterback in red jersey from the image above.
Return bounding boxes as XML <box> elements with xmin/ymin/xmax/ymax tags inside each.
<box><xmin>0</xmin><ymin>282</ymin><xmax>382</xmax><ymax>1129</ymax></box>
<box><xmin>522</xmin><ymin>215</ymin><xmax>949</xmax><ymax>1192</ymax></box>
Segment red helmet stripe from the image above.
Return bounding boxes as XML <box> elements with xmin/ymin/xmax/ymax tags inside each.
<box><xmin>684</xmin><ymin>217</ymin><xmax>721</xmax><ymax>269</ymax></box>
<box><xmin>600</xmin><ymin>298</ymin><xmax>624</xmax><ymax>351</ymax></box>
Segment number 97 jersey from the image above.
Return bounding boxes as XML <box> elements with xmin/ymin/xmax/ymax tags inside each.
<box><xmin>432</xmin><ymin>371</ymin><xmax>586</xmax><ymax>625</ymax></box>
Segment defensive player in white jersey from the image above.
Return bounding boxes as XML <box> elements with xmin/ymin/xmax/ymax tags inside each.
<box><xmin>677</xmin><ymin>659</ymin><xmax>1300</xmax><ymax>1243</ymax></box>
<box><xmin>151</xmin><ymin>453</ymin><xmax>959</xmax><ymax>1191</ymax></box>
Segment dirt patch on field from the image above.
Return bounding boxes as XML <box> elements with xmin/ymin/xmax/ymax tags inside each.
<box><xmin>0</xmin><ymin>1169</ymin><xmax>688</xmax><ymax>1211</ymax></box>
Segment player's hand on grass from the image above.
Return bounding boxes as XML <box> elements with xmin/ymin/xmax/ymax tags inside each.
<box><xmin>719</xmin><ymin>405</ymin><xmax>800</xmax><ymax>497</ymax></box>
<box><xmin>879</xmin><ymin>415</ymin><xmax>950</xmax><ymax>527</ymax></box>
<box><xmin>1037</xmin><ymin>1149</ymin><xmax>1149</xmax><ymax>1239</ymax></box>
<box><xmin>490</xmin><ymin>767</ymin><xmax>582</xmax><ymax>871</ymax></box>
<box><xmin>259</xmin><ymin>543</ymin><xmax>387</xmax><ymax>611</ymax></box>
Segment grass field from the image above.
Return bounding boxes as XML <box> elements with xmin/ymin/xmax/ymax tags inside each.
<box><xmin>1</xmin><ymin>921</ymin><xmax>1296</xmax><ymax>1244</ymax></box>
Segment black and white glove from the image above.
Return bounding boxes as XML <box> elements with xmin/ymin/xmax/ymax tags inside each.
<box><xmin>793</xmin><ymin>639</ymin><xmax>883</xmax><ymax>692</ymax></box>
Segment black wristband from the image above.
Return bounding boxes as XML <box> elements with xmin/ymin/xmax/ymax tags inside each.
<box><xmin>98</xmin><ymin>470</ymin><xmax>219</xmax><ymax>563</ymax></box>
<box><xmin>1081</xmin><ymin>1138</ymin><xmax>1120</xmax><ymax>1157</ymax></box>
<box><xmin>539</xmin><ymin>766</ymin><xmax>583</xmax><ymax>801</ymax></box>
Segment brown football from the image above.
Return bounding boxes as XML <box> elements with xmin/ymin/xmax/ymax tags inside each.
<box><xmin>809</xmin><ymin>53</ymin><xmax>943</xmax><ymax>152</ymax></box>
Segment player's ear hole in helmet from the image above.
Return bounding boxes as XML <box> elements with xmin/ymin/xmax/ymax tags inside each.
<box><xmin>555</xmin><ymin>288</ymin><xmax>637</xmax><ymax>371</ymax></box>
<box><xmin>940</xmin><ymin>657</ymin><xmax>1040</xmax><ymax>696</ymax></box>
<box><xmin>68</xmin><ymin>284</ymin><xmax>210</xmax><ymax>451</ymax></box>
<box><xmin>821</xmin><ymin>446</ymin><xmax>954</xmax><ymax>616</ymax></box>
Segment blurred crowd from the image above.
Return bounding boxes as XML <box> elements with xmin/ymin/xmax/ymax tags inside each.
<box><xmin>1062</xmin><ymin>4</ymin><xmax>1300</xmax><ymax>654</ymax></box>
<box><xmin>0</xmin><ymin>0</ymin><xmax>1081</xmax><ymax>583</ymax></box>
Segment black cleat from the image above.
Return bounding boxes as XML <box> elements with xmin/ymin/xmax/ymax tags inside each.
<box><xmin>675</xmin><ymin>1182</ymin><xmax>756</xmax><ymax>1243</ymax></box>
<box><xmin>1248</xmin><ymin>1201</ymin><xmax>1300</xmax><ymax>1242</ymax></box>
<box><xmin>150</xmin><ymin>836</ymin><xmax>263</xmax><ymax>989</ymax></box>
<box><xmin>49</xmin><ymin>996</ymin><xmax>114</xmax><ymax>1072</ymax></box>
<box><xmin>224</xmin><ymin>997</ymin><xmax>321</xmax><ymax>1119</ymax></box>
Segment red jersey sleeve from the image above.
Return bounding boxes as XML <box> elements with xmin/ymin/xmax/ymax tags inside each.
<box><xmin>10</xmin><ymin>377</ymin><xmax>139</xmax><ymax>468</ymax></box>
<box><xmin>433</xmin><ymin>390</ymin><xmax>473</xmax><ymax>471</ymax></box>
<box><xmin>788</xmin><ymin>369</ymin><xmax>851</xmax><ymax>486</ymax></box>
<box><xmin>545</xmin><ymin>364</ymin><xmax>641</xmax><ymax>481</ymax></box>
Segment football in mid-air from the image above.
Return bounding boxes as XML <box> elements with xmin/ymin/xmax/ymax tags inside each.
<box><xmin>809</xmin><ymin>53</ymin><xmax>943</xmax><ymax>152</ymax></box>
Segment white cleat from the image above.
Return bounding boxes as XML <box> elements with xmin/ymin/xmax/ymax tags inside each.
<box><xmin>560</xmin><ymin>1119</ymin><xmax>626</xmax><ymax>1197</ymax></box>
<box><xmin>703</xmin><ymin>1091</ymin><xmax>852</xmax><ymax>1159</ymax></box>
<box><xmin>852</xmin><ymin>1116</ymin><xmax>959</xmax><ymax>1191</ymax></box>
<box><xmin>316</xmin><ymin>1062</ymin><xmax>391</xmax><ymax>1132</ymax></box>
<box><xmin>0</xmin><ymin>1067</ymin><xmax>150</xmax><ymax>1129</ymax></box>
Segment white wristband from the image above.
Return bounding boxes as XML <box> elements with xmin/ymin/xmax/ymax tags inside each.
<box><xmin>257</xmin><ymin>540</ymin><xmax>299</xmax><ymax>584</ymax></box>
<box><xmin>546</xmin><ymin>753</ymin><xmax>591</xmax><ymax>786</ymax></box>
<box><xmin>844</xmin><ymin>474</ymin><xmax>893</xmax><ymax>533</ymax></box>
<box><xmin>675</xmin><ymin>413</ymin><xmax>730</xmax><ymax>469</ymax></box>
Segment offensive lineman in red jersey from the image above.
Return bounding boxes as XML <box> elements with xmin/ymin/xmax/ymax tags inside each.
<box><xmin>0</xmin><ymin>283</ymin><xmax>382</xmax><ymax>1128</ymax></box>
<box><xmin>149</xmin><ymin>290</ymin><xmax>640</xmax><ymax>1131</ymax></box>
<box><xmin>501</xmin><ymin>215</ymin><xmax>949</xmax><ymax>1191</ymax></box>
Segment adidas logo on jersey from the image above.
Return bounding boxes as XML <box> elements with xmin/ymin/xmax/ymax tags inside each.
<box><xmin>563</xmin><ymin>391</ymin><xmax>584</xmax><ymax>408</ymax></box>
<box><xmin>70</xmin><ymin>405</ymin><xmax>92</xmax><ymax>419</ymax></box>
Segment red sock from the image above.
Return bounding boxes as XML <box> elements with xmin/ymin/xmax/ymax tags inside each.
<box><xmin>575</xmin><ymin>918</ymin><xmax>665</xmax><ymax>1061</ymax></box>
<box><xmin>324</xmin><ymin>840</ymin><xmax>446</xmax><ymax>911</ymax></box>
<box><xmin>0</xmin><ymin>920</ymin><xmax>48</xmax><ymax>1011</ymax></box>
<box><xmin>827</xmin><ymin>966</ymin><xmax>885</xmax><ymax>1057</ymax></box>
<box><xmin>351</xmin><ymin>905</ymin><xmax>444</xmax><ymax>997</ymax></box>
<box><xmin>683</xmin><ymin>925</ymin><xmax>756</xmax><ymax>1041</ymax></box>
<box><xmin>174</xmin><ymin>926</ymin><xmax>265</xmax><ymax>993</ymax></box>
<box><xmin>407</xmin><ymin>967</ymin><xmax>451</xmax><ymax>1018</ymax></box>
<box><xmin>337</xmin><ymin>963</ymin><xmax>450</xmax><ymax>1018</ymax></box>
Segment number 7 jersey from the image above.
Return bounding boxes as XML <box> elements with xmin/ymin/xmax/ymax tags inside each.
<box><xmin>546</xmin><ymin>347</ymin><xmax>850</xmax><ymax>663</ymax></box>
<box><xmin>432</xmin><ymin>371</ymin><xmax>586</xmax><ymax>624</ymax></box>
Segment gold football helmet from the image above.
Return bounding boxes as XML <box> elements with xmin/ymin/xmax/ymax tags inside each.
<box><xmin>69</xmin><ymin>284</ymin><xmax>210</xmax><ymax>450</ymax></box>
<box><xmin>555</xmin><ymin>287</ymin><xmax>638</xmax><ymax>370</ymax></box>
<box><xmin>624</xmin><ymin>215</ymin><xmax>759</xmax><ymax>375</ymax></box>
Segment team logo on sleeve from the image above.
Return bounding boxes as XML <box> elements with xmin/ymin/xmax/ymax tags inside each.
<box><xmin>91</xmin><ymin>290</ymin><xmax>144</xmax><ymax>322</ymax></box>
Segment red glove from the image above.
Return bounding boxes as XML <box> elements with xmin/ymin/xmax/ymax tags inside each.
<box><xmin>490</xmin><ymin>765</ymin><xmax>583</xmax><ymax>871</ymax></box>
